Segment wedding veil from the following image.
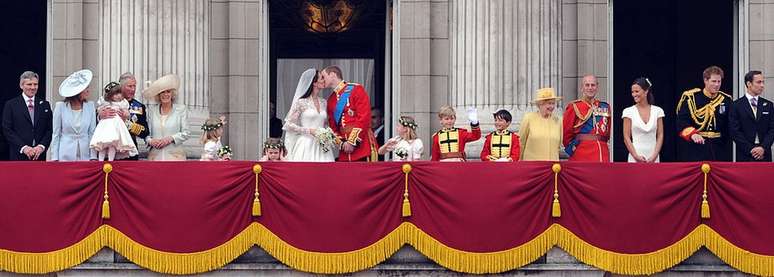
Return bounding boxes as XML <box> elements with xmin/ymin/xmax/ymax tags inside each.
<box><xmin>283</xmin><ymin>68</ymin><xmax>317</xmax><ymax>157</ymax></box>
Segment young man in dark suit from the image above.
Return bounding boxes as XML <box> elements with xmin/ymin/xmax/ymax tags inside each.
<box><xmin>729</xmin><ymin>70</ymin><xmax>774</xmax><ymax>162</ymax></box>
<box><xmin>1</xmin><ymin>71</ymin><xmax>52</xmax><ymax>161</ymax></box>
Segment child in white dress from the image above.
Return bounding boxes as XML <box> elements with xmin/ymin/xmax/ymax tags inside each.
<box><xmin>378</xmin><ymin>116</ymin><xmax>424</xmax><ymax>161</ymax></box>
<box><xmin>90</xmin><ymin>82</ymin><xmax>138</xmax><ymax>161</ymax></box>
<box><xmin>200</xmin><ymin>116</ymin><xmax>231</xmax><ymax>161</ymax></box>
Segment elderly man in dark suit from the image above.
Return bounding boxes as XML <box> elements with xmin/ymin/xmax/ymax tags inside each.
<box><xmin>2</xmin><ymin>71</ymin><xmax>53</xmax><ymax>161</ymax></box>
<box><xmin>729</xmin><ymin>70</ymin><xmax>774</xmax><ymax>162</ymax></box>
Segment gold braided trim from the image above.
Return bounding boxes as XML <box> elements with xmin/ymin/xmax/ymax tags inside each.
<box><xmin>106</xmin><ymin>224</ymin><xmax>256</xmax><ymax>274</ymax></box>
<box><xmin>255</xmin><ymin>222</ymin><xmax>405</xmax><ymax>274</ymax></box>
<box><xmin>704</xmin><ymin>225</ymin><xmax>774</xmax><ymax>276</ymax></box>
<box><xmin>555</xmin><ymin>224</ymin><xmax>704</xmax><ymax>275</ymax></box>
<box><xmin>5</xmin><ymin>223</ymin><xmax>774</xmax><ymax>275</ymax></box>
<box><xmin>0</xmin><ymin>226</ymin><xmax>106</xmax><ymax>274</ymax></box>
<box><xmin>407</xmin><ymin>222</ymin><xmax>556</xmax><ymax>274</ymax></box>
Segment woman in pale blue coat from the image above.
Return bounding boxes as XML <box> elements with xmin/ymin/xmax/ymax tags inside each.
<box><xmin>49</xmin><ymin>69</ymin><xmax>98</xmax><ymax>161</ymax></box>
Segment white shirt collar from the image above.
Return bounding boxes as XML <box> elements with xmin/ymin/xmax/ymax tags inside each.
<box><xmin>22</xmin><ymin>93</ymin><xmax>35</xmax><ymax>103</ymax></box>
<box><xmin>745</xmin><ymin>92</ymin><xmax>759</xmax><ymax>102</ymax></box>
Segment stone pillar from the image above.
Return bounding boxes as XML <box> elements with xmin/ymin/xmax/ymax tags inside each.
<box><xmin>749</xmin><ymin>0</ymin><xmax>774</xmax><ymax>99</ymax></box>
<box><xmin>447</xmin><ymin>0</ymin><xmax>562</xmax><ymax>156</ymax></box>
<box><xmin>51</xmin><ymin>0</ymin><xmax>99</xmax><ymax>102</ymax></box>
<box><xmin>209</xmin><ymin>0</ymin><xmax>268</xmax><ymax>160</ymax></box>
<box><xmin>562</xmin><ymin>0</ymin><xmax>608</xmax><ymax>103</ymax></box>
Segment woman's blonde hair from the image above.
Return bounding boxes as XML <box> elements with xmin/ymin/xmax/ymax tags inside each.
<box><xmin>200</xmin><ymin>117</ymin><xmax>224</xmax><ymax>144</ymax></box>
<box><xmin>398</xmin><ymin>116</ymin><xmax>418</xmax><ymax>140</ymax></box>
<box><xmin>438</xmin><ymin>105</ymin><xmax>456</xmax><ymax>119</ymax></box>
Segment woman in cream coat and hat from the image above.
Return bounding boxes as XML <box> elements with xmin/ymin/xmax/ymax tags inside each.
<box><xmin>49</xmin><ymin>69</ymin><xmax>98</xmax><ymax>161</ymax></box>
<box><xmin>143</xmin><ymin>74</ymin><xmax>190</xmax><ymax>161</ymax></box>
<box><xmin>519</xmin><ymin>87</ymin><xmax>563</xmax><ymax>161</ymax></box>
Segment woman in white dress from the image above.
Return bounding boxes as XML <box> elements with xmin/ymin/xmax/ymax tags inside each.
<box><xmin>378</xmin><ymin>115</ymin><xmax>423</xmax><ymax>161</ymax></box>
<box><xmin>283</xmin><ymin>68</ymin><xmax>336</xmax><ymax>162</ymax></box>
<box><xmin>622</xmin><ymin>77</ymin><xmax>664</xmax><ymax>163</ymax></box>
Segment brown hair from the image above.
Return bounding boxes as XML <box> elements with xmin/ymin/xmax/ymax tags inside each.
<box><xmin>103</xmin><ymin>82</ymin><xmax>122</xmax><ymax>102</ymax></box>
<box><xmin>703</xmin><ymin>66</ymin><xmax>724</xmax><ymax>80</ymax></box>
<box><xmin>200</xmin><ymin>117</ymin><xmax>224</xmax><ymax>144</ymax></box>
<box><xmin>322</xmin><ymin>65</ymin><xmax>343</xmax><ymax>79</ymax></box>
<box><xmin>399</xmin><ymin>116</ymin><xmax>418</xmax><ymax>140</ymax></box>
<box><xmin>262</xmin><ymin>138</ymin><xmax>287</xmax><ymax>157</ymax></box>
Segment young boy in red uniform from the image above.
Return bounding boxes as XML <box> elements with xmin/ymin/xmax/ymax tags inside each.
<box><xmin>431</xmin><ymin>105</ymin><xmax>481</xmax><ymax>161</ymax></box>
<box><xmin>481</xmin><ymin>109</ymin><xmax>520</xmax><ymax>161</ymax></box>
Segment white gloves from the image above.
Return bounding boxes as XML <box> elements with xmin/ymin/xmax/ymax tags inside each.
<box><xmin>466</xmin><ymin>107</ymin><xmax>479</xmax><ymax>125</ymax></box>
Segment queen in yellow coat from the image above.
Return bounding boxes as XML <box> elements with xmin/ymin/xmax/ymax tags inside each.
<box><xmin>519</xmin><ymin>88</ymin><xmax>563</xmax><ymax>161</ymax></box>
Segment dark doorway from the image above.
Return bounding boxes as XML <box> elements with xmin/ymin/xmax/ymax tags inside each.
<box><xmin>613</xmin><ymin>0</ymin><xmax>734</xmax><ymax>162</ymax></box>
<box><xmin>268</xmin><ymin>0</ymin><xmax>387</xmax><ymax>139</ymax></box>
<box><xmin>0</xmin><ymin>0</ymin><xmax>47</xmax><ymax>160</ymax></box>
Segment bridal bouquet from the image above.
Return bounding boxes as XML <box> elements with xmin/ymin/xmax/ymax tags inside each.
<box><xmin>314</xmin><ymin>127</ymin><xmax>337</xmax><ymax>153</ymax></box>
<box><xmin>218</xmin><ymin>145</ymin><xmax>233</xmax><ymax>160</ymax></box>
<box><xmin>394</xmin><ymin>147</ymin><xmax>409</xmax><ymax>160</ymax></box>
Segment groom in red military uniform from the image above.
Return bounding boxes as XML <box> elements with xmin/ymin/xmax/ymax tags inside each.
<box><xmin>322</xmin><ymin>66</ymin><xmax>379</xmax><ymax>162</ymax></box>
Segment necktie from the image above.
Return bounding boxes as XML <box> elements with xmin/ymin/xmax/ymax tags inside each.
<box><xmin>751</xmin><ymin>97</ymin><xmax>758</xmax><ymax>119</ymax></box>
<box><xmin>27</xmin><ymin>99</ymin><xmax>34</xmax><ymax>125</ymax></box>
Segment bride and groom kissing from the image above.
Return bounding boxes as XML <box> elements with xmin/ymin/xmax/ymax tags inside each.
<box><xmin>283</xmin><ymin>66</ymin><xmax>379</xmax><ymax>162</ymax></box>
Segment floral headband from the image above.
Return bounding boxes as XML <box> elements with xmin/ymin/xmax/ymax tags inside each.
<box><xmin>399</xmin><ymin>117</ymin><xmax>418</xmax><ymax>130</ymax></box>
<box><xmin>263</xmin><ymin>140</ymin><xmax>285</xmax><ymax>150</ymax></box>
<box><xmin>202</xmin><ymin>116</ymin><xmax>227</xmax><ymax>132</ymax></box>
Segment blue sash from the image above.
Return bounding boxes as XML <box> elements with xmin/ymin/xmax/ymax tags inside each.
<box><xmin>333</xmin><ymin>85</ymin><xmax>354</xmax><ymax>126</ymax></box>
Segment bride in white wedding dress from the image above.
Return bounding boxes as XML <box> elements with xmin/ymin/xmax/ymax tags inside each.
<box><xmin>283</xmin><ymin>68</ymin><xmax>336</xmax><ymax>162</ymax></box>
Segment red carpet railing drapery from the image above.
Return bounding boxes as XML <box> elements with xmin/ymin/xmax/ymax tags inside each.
<box><xmin>1</xmin><ymin>161</ymin><xmax>773</xmax><ymax>275</ymax></box>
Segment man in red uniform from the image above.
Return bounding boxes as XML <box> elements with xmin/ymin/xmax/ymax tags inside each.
<box><xmin>322</xmin><ymin>65</ymin><xmax>378</xmax><ymax>162</ymax></box>
<box><xmin>562</xmin><ymin>75</ymin><xmax>611</xmax><ymax>162</ymax></box>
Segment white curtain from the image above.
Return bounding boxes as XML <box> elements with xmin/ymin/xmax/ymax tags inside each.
<box><xmin>276</xmin><ymin>59</ymin><xmax>375</xmax><ymax>119</ymax></box>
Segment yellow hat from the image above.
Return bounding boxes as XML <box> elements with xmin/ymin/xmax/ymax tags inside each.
<box><xmin>533</xmin><ymin>87</ymin><xmax>560</xmax><ymax>103</ymax></box>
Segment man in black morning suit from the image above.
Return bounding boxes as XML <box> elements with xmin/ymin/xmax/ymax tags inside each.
<box><xmin>1</xmin><ymin>71</ymin><xmax>52</xmax><ymax>161</ymax></box>
<box><xmin>729</xmin><ymin>70</ymin><xmax>774</xmax><ymax>162</ymax></box>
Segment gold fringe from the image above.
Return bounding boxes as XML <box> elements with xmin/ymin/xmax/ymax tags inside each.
<box><xmin>556</xmin><ymin>224</ymin><xmax>704</xmax><ymax>275</ymax></box>
<box><xmin>105</xmin><ymin>224</ymin><xmax>256</xmax><ymax>275</ymax></box>
<box><xmin>551</xmin><ymin>163</ymin><xmax>562</xmax><ymax>218</ymax></box>
<box><xmin>407</xmin><ymin>223</ymin><xmax>557</xmax><ymax>274</ymax></box>
<box><xmin>0</xmin><ymin>226</ymin><xmax>107</xmax><ymax>274</ymax></box>
<box><xmin>255</xmin><ymin>223</ymin><xmax>406</xmax><ymax>274</ymax></box>
<box><xmin>701</xmin><ymin>163</ymin><xmax>711</xmax><ymax>219</ymax></box>
<box><xmin>252</xmin><ymin>164</ymin><xmax>262</xmax><ymax>217</ymax></box>
<box><xmin>102</xmin><ymin>163</ymin><xmax>113</xmax><ymax>219</ymax></box>
<box><xmin>703</xmin><ymin>225</ymin><xmax>774</xmax><ymax>276</ymax></box>
<box><xmin>401</xmin><ymin>164</ymin><xmax>412</xmax><ymax>217</ymax></box>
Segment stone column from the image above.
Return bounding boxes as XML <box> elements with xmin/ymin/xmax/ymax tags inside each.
<box><xmin>750</xmin><ymin>0</ymin><xmax>774</xmax><ymax>99</ymax></box>
<box><xmin>51</xmin><ymin>0</ymin><xmax>99</xmax><ymax>102</ymax></box>
<box><xmin>562</xmin><ymin>0</ymin><xmax>608</xmax><ymax>103</ymax></box>
<box><xmin>209</xmin><ymin>0</ymin><xmax>269</xmax><ymax>160</ymax></box>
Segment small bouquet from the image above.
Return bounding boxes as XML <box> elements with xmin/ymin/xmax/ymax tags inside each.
<box><xmin>314</xmin><ymin>127</ymin><xmax>337</xmax><ymax>153</ymax></box>
<box><xmin>218</xmin><ymin>145</ymin><xmax>233</xmax><ymax>160</ymax></box>
<box><xmin>394</xmin><ymin>147</ymin><xmax>409</xmax><ymax>160</ymax></box>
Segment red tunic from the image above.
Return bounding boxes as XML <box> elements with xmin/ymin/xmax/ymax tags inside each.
<box><xmin>562</xmin><ymin>99</ymin><xmax>611</xmax><ymax>162</ymax></box>
<box><xmin>480</xmin><ymin>130</ymin><xmax>520</xmax><ymax>161</ymax></box>
<box><xmin>430</xmin><ymin>126</ymin><xmax>482</xmax><ymax>161</ymax></box>
<box><xmin>326</xmin><ymin>81</ymin><xmax>378</xmax><ymax>161</ymax></box>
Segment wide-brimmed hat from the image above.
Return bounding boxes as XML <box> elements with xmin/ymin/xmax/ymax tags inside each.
<box><xmin>142</xmin><ymin>74</ymin><xmax>180</xmax><ymax>101</ymax></box>
<box><xmin>533</xmin><ymin>87</ymin><xmax>560</xmax><ymax>103</ymax></box>
<box><xmin>59</xmin><ymin>69</ymin><xmax>93</xmax><ymax>98</ymax></box>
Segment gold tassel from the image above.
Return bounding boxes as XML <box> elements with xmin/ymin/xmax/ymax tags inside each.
<box><xmin>552</xmin><ymin>199</ymin><xmax>561</xmax><ymax>218</ymax></box>
<box><xmin>102</xmin><ymin>163</ymin><xmax>113</xmax><ymax>219</ymax></box>
<box><xmin>252</xmin><ymin>164</ymin><xmax>262</xmax><ymax>217</ymax></box>
<box><xmin>551</xmin><ymin>163</ymin><xmax>562</xmax><ymax>218</ymax></box>
<box><xmin>401</xmin><ymin>164</ymin><xmax>412</xmax><ymax>217</ymax></box>
<box><xmin>701</xmin><ymin>163</ymin><xmax>710</xmax><ymax>219</ymax></box>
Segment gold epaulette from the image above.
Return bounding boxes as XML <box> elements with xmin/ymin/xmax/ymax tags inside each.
<box><xmin>718</xmin><ymin>90</ymin><xmax>731</xmax><ymax>99</ymax></box>
<box><xmin>682</xmin><ymin>88</ymin><xmax>701</xmax><ymax>96</ymax></box>
<box><xmin>676</xmin><ymin>88</ymin><xmax>702</xmax><ymax>113</ymax></box>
